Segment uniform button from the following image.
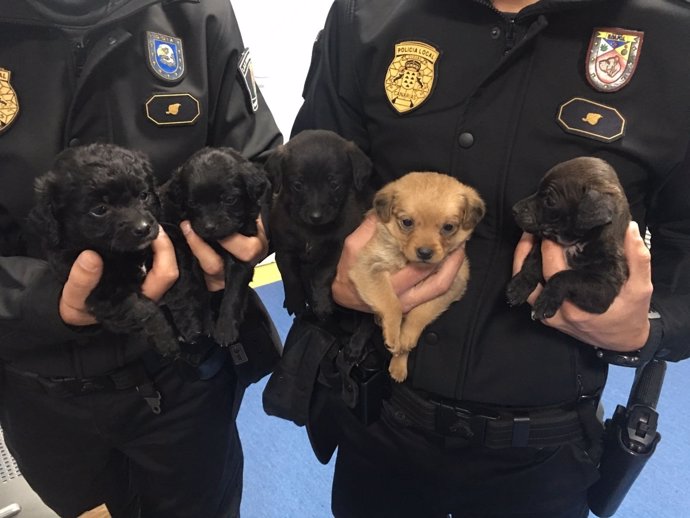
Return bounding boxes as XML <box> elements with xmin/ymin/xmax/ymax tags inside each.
<box><xmin>425</xmin><ymin>332</ymin><xmax>439</xmax><ymax>345</ymax></box>
<box><xmin>458</xmin><ymin>132</ymin><xmax>474</xmax><ymax>148</ymax></box>
<box><xmin>490</xmin><ymin>26</ymin><xmax>501</xmax><ymax>39</ymax></box>
<box><xmin>68</xmin><ymin>138</ymin><xmax>81</xmax><ymax>147</ymax></box>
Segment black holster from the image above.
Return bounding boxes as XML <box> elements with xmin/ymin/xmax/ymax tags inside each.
<box><xmin>588</xmin><ymin>359</ymin><xmax>666</xmax><ymax>517</ymax></box>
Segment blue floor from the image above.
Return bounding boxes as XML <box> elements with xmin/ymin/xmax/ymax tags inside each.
<box><xmin>238</xmin><ymin>282</ymin><xmax>690</xmax><ymax>518</ymax></box>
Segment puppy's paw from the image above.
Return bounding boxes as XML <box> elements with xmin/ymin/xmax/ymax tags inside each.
<box><xmin>388</xmin><ymin>355</ymin><xmax>408</xmax><ymax>383</ymax></box>
<box><xmin>506</xmin><ymin>275</ymin><xmax>534</xmax><ymax>306</ymax></box>
<box><xmin>531</xmin><ymin>295</ymin><xmax>561</xmax><ymax>321</ymax></box>
<box><xmin>311</xmin><ymin>297</ymin><xmax>334</xmax><ymax>321</ymax></box>
<box><xmin>213</xmin><ymin>318</ymin><xmax>240</xmax><ymax>347</ymax></box>
<box><xmin>398</xmin><ymin>327</ymin><xmax>421</xmax><ymax>353</ymax></box>
<box><xmin>153</xmin><ymin>336</ymin><xmax>183</xmax><ymax>358</ymax></box>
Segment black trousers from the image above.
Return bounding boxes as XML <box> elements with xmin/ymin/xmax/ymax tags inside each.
<box><xmin>0</xmin><ymin>361</ymin><xmax>242</xmax><ymax>518</ymax></box>
<box><xmin>324</xmin><ymin>388</ymin><xmax>598</xmax><ymax>518</ymax></box>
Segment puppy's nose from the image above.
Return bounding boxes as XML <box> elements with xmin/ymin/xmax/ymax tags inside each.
<box><xmin>132</xmin><ymin>220</ymin><xmax>152</xmax><ymax>237</ymax></box>
<box><xmin>416</xmin><ymin>247</ymin><xmax>434</xmax><ymax>261</ymax></box>
<box><xmin>308</xmin><ymin>211</ymin><xmax>323</xmax><ymax>224</ymax></box>
<box><xmin>203</xmin><ymin>222</ymin><xmax>217</xmax><ymax>235</ymax></box>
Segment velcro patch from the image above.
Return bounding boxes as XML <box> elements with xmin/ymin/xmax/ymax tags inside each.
<box><xmin>557</xmin><ymin>97</ymin><xmax>625</xmax><ymax>143</ymax></box>
<box><xmin>145</xmin><ymin>93</ymin><xmax>200</xmax><ymax>126</ymax></box>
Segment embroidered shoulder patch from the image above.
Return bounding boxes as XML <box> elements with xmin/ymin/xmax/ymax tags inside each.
<box><xmin>146</xmin><ymin>31</ymin><xmax>186</xmax><ymax>82</ymax></box>
<box><xmin>587</xmin><ymin>28</ymin><xmax>643</xmax><ymax>92</ymax></box>
<box><xmin>239</xmin><ymin>48</ymin><xmax>259</xmax><ymax>112</ymax></box>
<box><xmin>557</xmin><ymin>98</ymin><xmax>625</xmax><ymax>143</ymax></box>
<box><xmin>384</xmin><ymin>41</ymin><xmax>440</xmax><ymax>114</ymax></box>
<box><xmin>0</xmin><ymin>68</ymin><xmax>19</xmax><ymax>134</ymax></box>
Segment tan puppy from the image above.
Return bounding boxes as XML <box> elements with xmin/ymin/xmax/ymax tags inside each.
<box><xmin>349</xmin><ymin>172</ymin><xmax>485</xmax><ymax>382</ymax></box>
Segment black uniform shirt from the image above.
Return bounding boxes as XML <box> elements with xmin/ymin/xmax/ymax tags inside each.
<box><xmin>293</xmin><ymin>0</ymin><xmax>690</xmax><ymax>405</ymax></box>
<box><xmin>0</xmin><ymin>0</ymin><xmax>282</xmax><ymax>376</ymax></box>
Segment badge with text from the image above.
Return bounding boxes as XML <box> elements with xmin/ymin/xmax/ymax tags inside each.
<box><xmin>557</xmin><ymin>97</ymin><xmax>626</xmax><ymax>143</ymax></box>
<box><xmin>145</xmin><ymin>93</ymin><xmax>200</xmax><ymax>126</ymax></box>
<box><xmin>384</xmin><ymin>41</ymin><xmax>440</xmax><ymax>114</ymax></box>
<box><xmin>239</xmin><ymin>48</ymin><xmax>259</xmax><ymax>112</ymax></box>
<box><xmin>0</xmin><ymin>68</ymin><xmax>19</xmax><ymax>134</ymax></box>
<box><xmin>146</xmin><ymin>31</ymin><xmax>186</xmax><ymax>82</ymax></box>
<box><xmin>587</xmin><ymin>28</ymin><xmax>643</xmax><ymax>92</ymax></box>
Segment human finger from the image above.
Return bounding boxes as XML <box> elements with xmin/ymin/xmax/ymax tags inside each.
<box><xmin>141</xmin><ymin>226</ymin><xmax>179</xmax><ymax>302</ymax></box>
<box><xmin>512</xmin><ymin>232</ymin><xmax>535</xmax><ymax>275</ymax></box>
<box><xmin>181</xmin><ymin>220</ymin><xmax>225</xmax><ymax>291</ymax></box>
<box><xmin>217</xmin><ymin>216</ymin><xmax>269</xmax><ymax>265</ymax></box>
<box><xmin>540</xmin><ymin>238</ymin><xmax>568</xmax><ymax>280</ymax></box>
<box><xmin>59</xmin><ymin>250</ymin><xmax>103</xmax><ymax>326</ymax></box>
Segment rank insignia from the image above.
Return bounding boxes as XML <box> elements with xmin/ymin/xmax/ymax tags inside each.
<box><xmin>587</xmin><ymin>28</ymin><xmax>643</xmax><ymax>92</ymax></box>
<box><xmin>239</xmin><ymin>48</ymin><xmax>259</xmax><ymax>112</ymax></box>
<box><xmin>145</xmin><ymin>93</ymin><xmax>200</xmax><ymax>126</ymax></box>
<box><xmin>557</xmin><ymin>97</ymin><xmax>626</xmax><ymax>143</ymax></box>
<box><xmin>146</xmin><ymin>31</ymin><xmax>186</xmax><ymax>82</ymax></box>
<box><xmin>0</xmin><ymin>68</ymin><xmax>19</xmax><ymax>134</ymax></box>
<box><xmin>384</xmin><ymin>41</ymin><xmax>440</xmax><ymax>114</ymax></box>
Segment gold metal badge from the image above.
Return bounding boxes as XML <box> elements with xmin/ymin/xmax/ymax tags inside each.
<box><xmin>384</xmin><ymin>41</ymin><xmax>440</xmax><ymax>114</ymax></box>
<box><xmin>587</xmin><ymin>28</ymin><xmax>644</xmax><ymax>92</ymax></box>
<box><xmin>0</xmin><ymin>68</ymin><xmax>19</xmax><ymax>134</ymax></box>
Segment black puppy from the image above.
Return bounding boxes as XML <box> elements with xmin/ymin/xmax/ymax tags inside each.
<box><xmin>266</xmin><ymin>129</ymin><xmax>373</xmax><ymax>319</ymax></box>
<box><xmin>161</xmin><ymin>146</ymin><xmax>270</xmax><ymax>346</ymax></box>
<box><xmin>29</xmin><ymin>143</ymin><xmax>181</xmax><ymax>357</ymax></box>
<box><xmin>507</xmin><ymin>156</ymin><xmax>631</xmax><ymax>320</ymax></box>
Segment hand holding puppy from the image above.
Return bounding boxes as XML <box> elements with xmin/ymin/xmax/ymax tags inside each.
<box><xmin>59</xmin><ymin>229</ymin><xmax>179</xmax><ymax>326</ymax></box>
<box><xmin>512</xmin><ymin>222</ymin><xmax>653</xmax><ymax>351</ymax></box>
<box><xmin>332</xmin><ymin>213</ymin><xmax>467</xmax><ymax>314</ymax></box>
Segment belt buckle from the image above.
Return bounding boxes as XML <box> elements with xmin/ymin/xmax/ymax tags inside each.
<box><xmin>435</xmin><ymin>403</ymin><xmax>479</xmax><ymax>439</ymax></box>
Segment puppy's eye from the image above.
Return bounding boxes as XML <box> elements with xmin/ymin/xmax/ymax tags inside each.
<box><xmin>139</xmin><ymin>191</ymin><xmax>150</xmax><ymax>201</ymax></box>
<box><xmin>441</xmin><ymin>223</ymin><xmax>456</xmax><ymax>234</ymax></box>
<box><xmin>90</xmin><ymin>205</ymin><xmax>108</xmax><ymax>217</ymax></box>
<box><xmin>329</xmin><ymin>180</ymin><xmax>341</xmax><ymax>192</ymax></box>
<box><xmin>543</xmin><ymin>196</ymin><xmax>557</xmax><ymax>208</ymax></box>
<box><xmin>291</xmin><ymin>181</ymin><xmax>303</xmax><ymax>193</ymax></box>
<box><xmin>399</xmin><ymin>218</ymin><xmax>414</xmax><ymax>229</ymax></box>
<box><xmin>223</xmin><ymin>197</ymin><xmax>239</xmax><ymax>207</ymax></box>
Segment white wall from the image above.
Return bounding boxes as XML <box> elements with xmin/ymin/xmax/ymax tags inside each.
<box><xmin>231</xmin><ymin>1</ymin><xmax>333</xmax><ymax>138</ymax></box>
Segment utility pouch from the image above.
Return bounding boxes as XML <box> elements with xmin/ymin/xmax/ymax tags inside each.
<box><xmin>351</xmin><ymin>361</ymin><xmax>389</xmax><ymax>426</ymax></box>
<box><xmin>588</xmin><ymin>359</ymin><xmax>666</xmax><ymax>517</ymax></box>
<box><xmin>262</xmin><ymin>315</ymin><xmax>338</xmax><ymax>426</ymax></box>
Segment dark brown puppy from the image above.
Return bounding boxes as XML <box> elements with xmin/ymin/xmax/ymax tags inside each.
<box><xmin>266</xmin><ymin>129</ymin><xmax>373</xmax><ymax>320</ymax></box>
<box><xmin>161</xmin><ymin>146</ymin><xmax>270</xmax><ymax>346</ymax></box>
<box><xmin>29</xmin><ymin>143</ymin><xmax>181</xmax><ymax>357</ymax></box>
<box><xmin>0</xmin><ymin>204</ymin><xmax>26</xmax><ymax>256</ymax></box>
<box><xmin>507</xmin><ymin>156</ymin><xmax>631</xmax><ymax>320</ymax></box>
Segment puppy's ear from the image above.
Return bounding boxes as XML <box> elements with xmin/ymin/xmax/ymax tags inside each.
<box><xmin>264</xmin><ymin>145</ymin><xmax>287</xmax><ymax>195</ymax></box>
<box><xmin>461</xmin><ymin>187</ymin><xmax>486</xmax><ymax>230</ymax></box>
<box><xmin>29</xmin><ymin>172</ymin><xmax>62</xmax><ymax>249</ymax></box>
<box><xmin>373</xmin><ymin>184</ymin><xmax>395</xmax><ymax>223</ymax></box>
<box><xmin>242</xmin><ymin>163</ymin><xmax>270</xmax><ymax>204</ymax></box>
<box><xmin>575</xmin><ymin>190</ymin><xmax>615</xmax><ymax>231</ymax></box>
<box><xmin>346</xmin><ymin>142</ymin><xmax>373</xmax><ymax>191</ymax></box>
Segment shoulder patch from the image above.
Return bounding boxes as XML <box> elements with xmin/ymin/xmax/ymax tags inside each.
<box><xmin>557</xmin><ymin>97</ymin><xmax>626</xmax><ymax>142</ymax></box>
<box><xmin>587</xmin><ymin>28</ymin><xmax>643</xmax><ymax>92</ymax></box>
<box><xmin>384</xmin><ymin>41</ymin><xmax>440</xmax><ymax>114</ymax></box>
<box><xmin>239</xmin><ymin>48</ymin><xmax>259</xmax><ymax>112</ymax></box>
<box><xmin>0</xmin><ymin>68</ymin><xmax>19</xmax><ymax>134</ymax></box>
<box><xmin>146</xmin><ymin>31</ymin><xmax>186</xmax><ymax>82</ymax></box>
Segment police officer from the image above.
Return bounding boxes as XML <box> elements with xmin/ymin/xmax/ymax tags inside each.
<box><xmin>291</xmin><ymin>0</ymin><xmax>690</xmax><ymax>516</ymax></box>
<box><xmin>0</xmin><ymin>0</ymin><xmax>281</xmax><ymax>516</ymax></box>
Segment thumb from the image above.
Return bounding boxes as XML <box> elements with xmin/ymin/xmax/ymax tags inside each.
<box><xmin>624</xmin><ymin>221</ymin><xmax>652</xmax><ymax>287</ymax></box>
<box><xmin>60</xmin><ymin>250</ymin><xmax>102</xmax><ymax>324</ymax></box>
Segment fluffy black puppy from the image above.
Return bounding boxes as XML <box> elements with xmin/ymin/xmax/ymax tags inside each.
<box><xmin>0</xmin><ymin>204</ymin><xmax>26</xmax><ymax>256</ymax></box>
<box><xmin>266</xmin><ymin>129</ymin><xmax>373</xmax><ymax>319</ymax></box>
<box><xmin>507</xmin><ymin>156</ymin><xmax>631</xmax><ymax>320</ymax></box>
<box><xmin>29</xmin><ymin>143</ymin><xmax>181</xmax><ymax>357</ymax></box>
<box><xmin>161</xmin><ymin>146</ymin><xmax>269</xmax><ymax>346</ymax></box>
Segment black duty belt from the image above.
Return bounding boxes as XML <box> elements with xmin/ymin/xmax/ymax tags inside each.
<box><xmin>388</xmin><ymin>384</ymin><xmax>585</xmax><ymax>449</ymax></box>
